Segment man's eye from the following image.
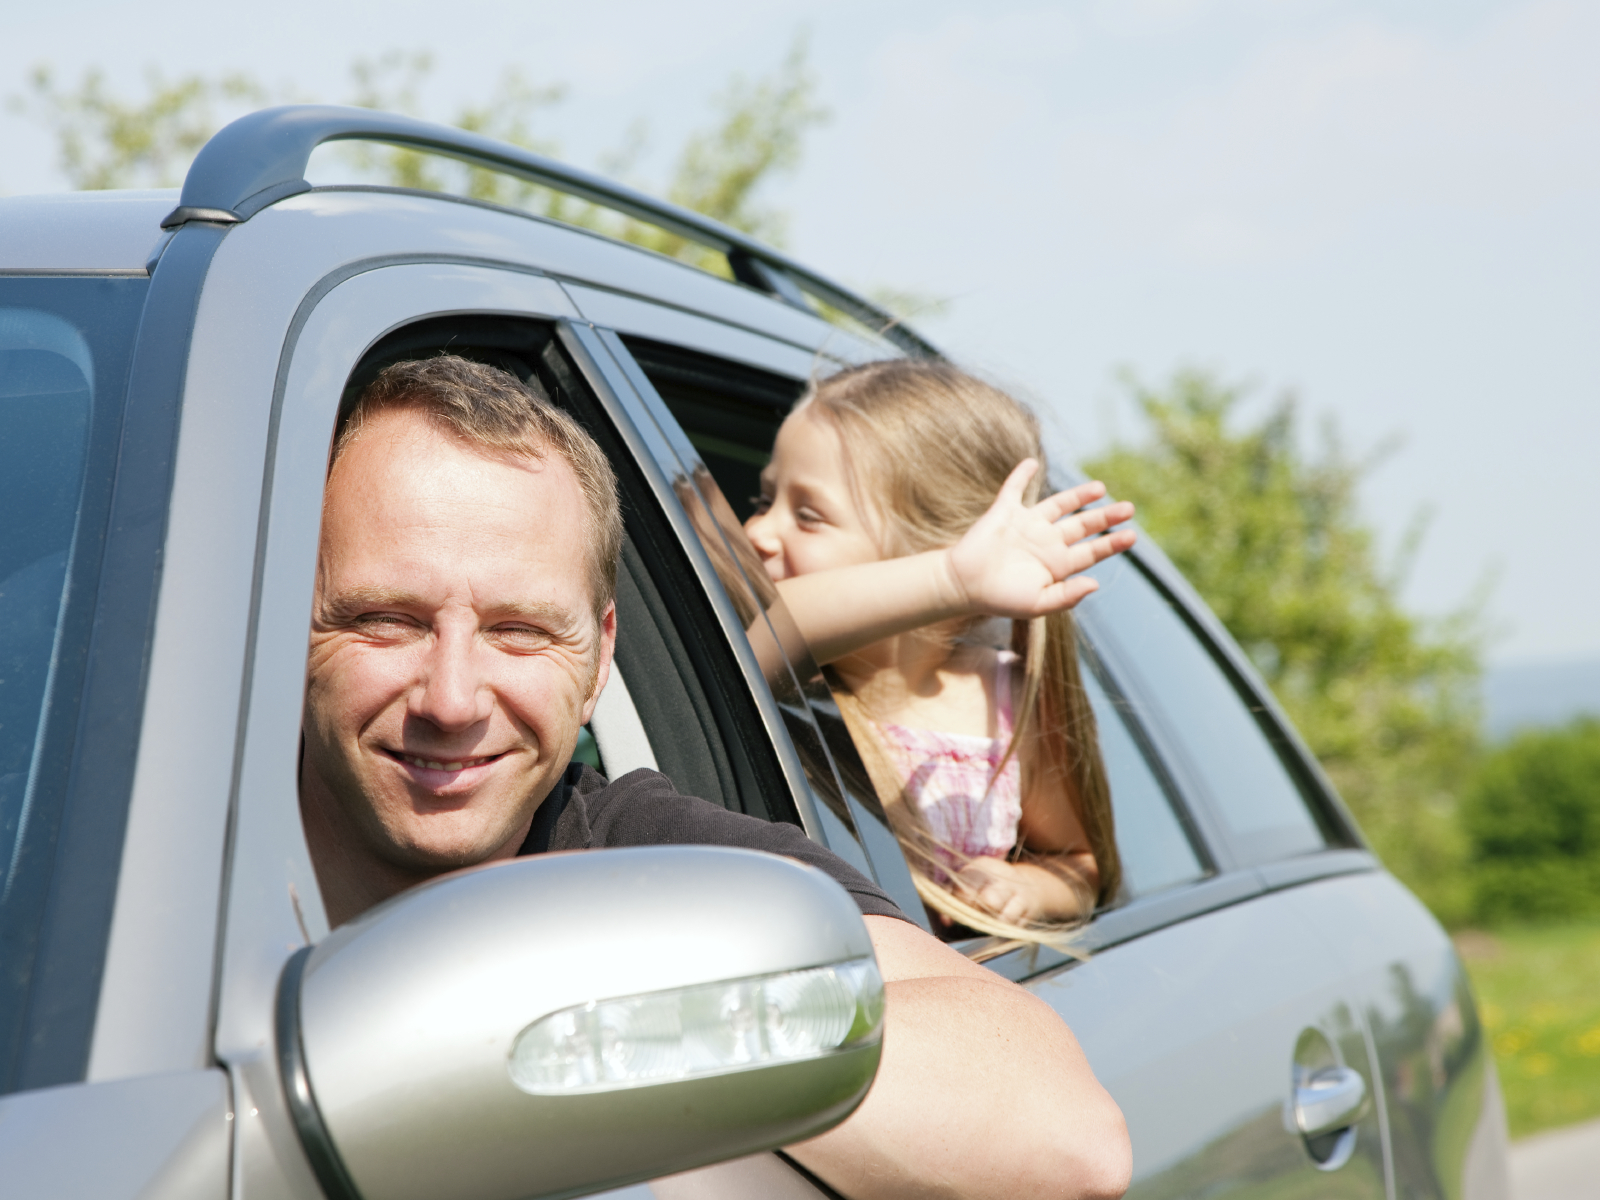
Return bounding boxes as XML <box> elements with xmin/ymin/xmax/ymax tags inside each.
<box><xmin>491</xmin><ymin>626</ymin><xmax>553</xmax><ymax>646</ymax></box>
<box><xmin>356</xmin><ymin>613</ymin><xmax>412</xmax><ymax>629</ymax></box>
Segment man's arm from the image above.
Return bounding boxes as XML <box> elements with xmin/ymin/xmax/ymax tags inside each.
<box><xmin>784</xmin><ymin>915</ymin><xmax>1131</xmax><ymax>1200</ymax></box>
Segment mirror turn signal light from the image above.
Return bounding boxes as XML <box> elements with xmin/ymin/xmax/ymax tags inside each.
<box><xmin>509</xmin><ymin>957</ymin><xmax>885</xmax><ymax>1095</ymax></box>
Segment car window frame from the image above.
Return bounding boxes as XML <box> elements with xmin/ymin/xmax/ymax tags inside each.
<box><xmin>1085</xmin><ymin>549</ymin><xmax>1363</xmax><ymax>863</ymax></box>
<box><xmin>575</xmin><ymin>325</ymin><xmax>932</xmax><ymax>925</ymax></box>
<box><xmin>595</xmin><ymin>332</ymin><xmax>1385</xmax><ymax>982</ymax></box>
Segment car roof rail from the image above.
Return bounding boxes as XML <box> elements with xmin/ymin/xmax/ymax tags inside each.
<box><xmin>162</xmin><ymin>104</ymin><xmax>939</xmax><ymax>358</ymax></box>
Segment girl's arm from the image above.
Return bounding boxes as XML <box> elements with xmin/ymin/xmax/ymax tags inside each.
<box><xmin>953</xmin><ymin>789</ymin><xmax>1100</xmax><ymax>924</ymax></box>
<box><xmin>953</xmin><ymin>855</ymin><xmax>1097</xmax><ymax>925</ymax></box>
<box><xmin>772</xmin><ymin>465</ymin><xmax>1136</xmax><ymax>665</ymax></box>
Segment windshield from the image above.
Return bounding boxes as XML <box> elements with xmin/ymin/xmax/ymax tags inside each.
<box><xmin>0</xmin><ymin>276</ymin><xmax>147</xmax><ymax>1082</ymax></box>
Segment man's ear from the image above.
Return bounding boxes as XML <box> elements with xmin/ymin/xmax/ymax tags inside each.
<box><xmin>580</xmin><ymin>600</ymin><xmax>617</xmax><ymax>726</ymax></box>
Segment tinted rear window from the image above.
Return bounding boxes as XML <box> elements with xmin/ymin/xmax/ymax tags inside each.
<box><xmin>1078</xmin><ymin>559</ymin><xmax>1330</xmax><ymax>866</ymax></box>
<box><xmin>0</xmin><ymin>277</ymin><xmax>147</xmax><ymax>1087</ymax></box>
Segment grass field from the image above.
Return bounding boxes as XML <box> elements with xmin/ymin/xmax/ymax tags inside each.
<box><xmin>1455</xmin><ymin>920</ymin><xmax>1600</xmax><ymax>1139</ymax></box>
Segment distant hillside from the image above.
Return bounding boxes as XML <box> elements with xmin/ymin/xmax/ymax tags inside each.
<box><xmin>1483</xmin><ymin>657</ymin><xmax>1600</xmax><ymax>740</ymax></box>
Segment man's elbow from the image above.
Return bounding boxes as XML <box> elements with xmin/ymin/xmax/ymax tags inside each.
<box><xmin>1047</xmin><ymin>1091</ymin><xmax>1132</xmax><ymax>1200</ymax></box>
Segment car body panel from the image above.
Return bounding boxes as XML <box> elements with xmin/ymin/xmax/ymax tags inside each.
<box><xmin>1283</xmin><ymin>872</ymin><xmax>1511</xmax><ymax>1200</ymax></box>
<box><xmin>1031</xmin><ymin>879</ymin><xmax>1391</xmax><ymax>1199</ymax></box>
<box><xmin>0</xmin><ymin>191</ymin><xmax>174</xmax><ymax>272</ymax></box>
<box><xmin>0</xmin><ymin>162</ymin><xmax>1512</xmax><ymax>1200</ymax></box>
<box><xmin>0</xmin><ymin>1068</ymin><xmax>229</xmax><ymax>1200</ymax></box>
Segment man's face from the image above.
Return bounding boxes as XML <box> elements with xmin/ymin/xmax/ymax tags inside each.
<box><xmin>302</xmin><ymin>405</ymin><xmax>614</xmax><ymax>877</ymax></box>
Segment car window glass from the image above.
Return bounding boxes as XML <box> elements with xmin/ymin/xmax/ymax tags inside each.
<box><xmin>1078</xmin><ymin>656</ymin><xmax>1206</xmax><ymax>899</ymax></box>
<box><xmin>1078</xmin><ymin>561</ymin><xmax>1328</xmax><ymax>866</ymax></box>
<box><xmin>0</xmin><ymin>279</ymin><xmax>147</xmax><ymax>1093</ymax></box>
<box><xmin>0</xmin><ymin>311</ymin><xmax>92</xmax><ymax>893</ymax></box>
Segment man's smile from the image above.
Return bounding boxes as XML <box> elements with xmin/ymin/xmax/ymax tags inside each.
<box><xmin>377</xmin><ymin>748</ymin><xmax>508</xmax><ymax>784</ymax></box>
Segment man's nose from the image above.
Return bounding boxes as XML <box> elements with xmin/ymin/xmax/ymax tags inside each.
<box><xmin>410</xmin><ymin>628</ymin><xmax>495</xmax><ymax>732</ymax></box>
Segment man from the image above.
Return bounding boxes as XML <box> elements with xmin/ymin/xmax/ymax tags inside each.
<box><xmin>299</xmin><ymin>356</ymin><xmax>1131</xmax><ymax>1200</ymax></box>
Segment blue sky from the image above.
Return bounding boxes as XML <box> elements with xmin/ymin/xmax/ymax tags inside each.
<box><xmin>4</xmin><ymin>0</ymin><xmax>1596</xmax><ymax>665</ymax></box>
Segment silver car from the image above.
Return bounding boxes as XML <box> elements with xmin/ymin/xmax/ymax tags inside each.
<box><xmin>0</xmin><ymin>105</ymin><xmax>1510</xmax><ymax>1200</ymax></box>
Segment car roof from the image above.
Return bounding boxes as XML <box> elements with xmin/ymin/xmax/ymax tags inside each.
<box><xmin>0</xmin><ymin>190</ymin><xmax>178</xmax><ymax>272</ymax></box>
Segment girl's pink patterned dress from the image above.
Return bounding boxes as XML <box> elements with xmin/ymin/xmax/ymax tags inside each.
<box><xmin>878</xmin><ymin>651</ymin><xmax>1022</xmax><ymax>884</ymax></box>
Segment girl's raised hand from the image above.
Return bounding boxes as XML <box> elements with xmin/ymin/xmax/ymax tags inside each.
<box><xmin>942</xmin><ymin>460</ymin><xmax>1136</xmax><ymax>620</ymax></box>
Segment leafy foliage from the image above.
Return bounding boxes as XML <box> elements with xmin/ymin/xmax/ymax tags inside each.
<box><xmin>8</xmin><ymin>65</ymin><xmax>265</xmax><ymax>190</ymax></box>
<box><xmin>9</xmin><ymin>40</ymin><xmax>825</xmax><ymax>280</ymax></box>
<box><xmin>1462</xmin><ymin>718</ymin><xmax>1600</xmax><ymax>921</ymax></box>
<box><xmin>1084</xmin><ymin>370</ymin><xmax>1484</xmax><ymax>921</ymax></box>
<box><xmin>644</xmin><ymin>37</ymin><xmax>827</xmax><ymax>265</ymax></box>
<box><xmin>343</xmin><ymin>50</ymin><xmax>566</xmax><ymax>208</ymax></box>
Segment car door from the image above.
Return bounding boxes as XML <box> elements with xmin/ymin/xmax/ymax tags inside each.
<box><xmin>1028</xmin><ymin>557</ymin><xmax>1394</xmax><ymax>1200</ymax></box>
<box><xmin>600</xmin><ymin>333</ymin><xmax>1402</xmax><ymax>1200</ymax></box>
<box><xmin>1076</xmin><ymin>554</ymin><xmax>1504</xmax><ymax>1200</ymax></box>
<box><xmin>157</xmin><ymin>230</ymin><xmax>890</xmax><ymax>1194</ymax></box>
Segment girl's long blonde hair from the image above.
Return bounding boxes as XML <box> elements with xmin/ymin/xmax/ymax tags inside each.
<box><xmin>802</xmin><ymin>360</ymin><xmax>1121</xmax><ymax>948</ymax></box>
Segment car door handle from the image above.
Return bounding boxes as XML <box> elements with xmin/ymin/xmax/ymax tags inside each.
<box><xmin>1294</xmin><ymin>1066</ymin><xmax>1369</xmax><ymax>1137</ymax></box>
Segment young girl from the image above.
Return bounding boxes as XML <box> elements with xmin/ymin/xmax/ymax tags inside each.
<box><xmin>741</xmin><ymin>360</ymin><xmax>1135</xmax><ymax>946</ymax></box>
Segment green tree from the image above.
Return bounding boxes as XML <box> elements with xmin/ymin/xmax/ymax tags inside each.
<box><xmin>1462</xmin><ymin>718</ymin><xmax>1600</xmax><ymax>921</ymax></box>
<box><xmin>342</xmin><ymin>50</ymin><xmax>567</xmax><ymax>208</ymax></box>
<box><xmin>11</xmin><ymin>40</ymin><xmax>825</xmax><ymax>282</ymax></box>
<box><xmin>635</xmin><ymin>37</ymin><xmax>827</xmax><ymax>266</ymax></box>
<box><xmin>8</xmin><ymin>65</ymin><xmax>265</xmax><ymax>190</ymax></box>
<box><xmin>1084</xmin><ymin>370</ymin><xmax>1484</xmax><ymax>921</ymax></box>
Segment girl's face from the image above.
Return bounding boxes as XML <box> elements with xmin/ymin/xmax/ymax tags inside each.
<box><xmin>744</xmin><ymin>408</ymin><xmax>884</xmax><ymax>582</ymax></box>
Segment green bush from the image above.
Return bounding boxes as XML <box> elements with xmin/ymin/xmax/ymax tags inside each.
<box><xmin>1463</xmin><ymin>717</ymin><xmax>1600</xmax><ymax>923</ymax></box>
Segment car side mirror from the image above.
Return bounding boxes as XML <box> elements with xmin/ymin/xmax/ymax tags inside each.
<box><xmin>275</xmin><ymin>845</ymin><xmax>883</xmax><ymax>1200</ymax></box>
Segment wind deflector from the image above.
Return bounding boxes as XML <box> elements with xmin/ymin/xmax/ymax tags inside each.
<box><xmin>161</xmin><ymin>104</ymin><xmax>939</xmax><ymax>358</ymax></box>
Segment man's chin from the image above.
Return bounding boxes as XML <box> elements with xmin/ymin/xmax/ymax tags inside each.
<box><xmin>382</xmin><ymin>829</ymin><xmax>524</xmax><ymax>876</ymax></box>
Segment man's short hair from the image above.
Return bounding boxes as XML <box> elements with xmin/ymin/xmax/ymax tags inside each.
<box><xmin>334</xmin><ymin>355</ymin><xmax>623</xmax><ymax>622</ymax></box>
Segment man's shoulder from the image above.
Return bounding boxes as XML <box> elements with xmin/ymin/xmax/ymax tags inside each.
<box><xmin>558</xmin><ymin>764</ymin><xmax>801</xmax><ymax>853</ymax></box>
<box><xmin>516</xmin><ymin>763</ymin><xmax>907</xmax><ymax>923</ymax></box>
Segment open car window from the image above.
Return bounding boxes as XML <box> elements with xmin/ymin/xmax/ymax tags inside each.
<box><xmin>337</xmin><ymin>316</ymin><xmax>805</xmax><ymax>827</ymax></box>
<box><xmin>614</xmin><ymin>337</ymin><xmax>1232</xmax><ymax>957</ymax></box>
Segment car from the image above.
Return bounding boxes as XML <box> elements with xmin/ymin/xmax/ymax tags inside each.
<box><xmin>0</xmin><ymin>104</ymin><xmax>1511</xmax><ymax>1200</ymax></box>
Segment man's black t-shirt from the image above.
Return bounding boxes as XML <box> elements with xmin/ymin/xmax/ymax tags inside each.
<box><xmin>517</xmin><ymin>763</ymin><xmax>904</xmax><ymax>921</ymax></box>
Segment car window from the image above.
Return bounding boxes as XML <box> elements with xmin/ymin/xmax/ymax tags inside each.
<box><xmin>0</xmin><ymin>311</ymin><xmax>91</xmax><ymax>871</ymax></box>
<box><xmin>0</xmin><ymin>279</ymin><xmax>148</xmax><ymax>1092</ymax></box>
<box><xmin>1076</xmin><ymin>560</ymin><xmax>1329</xmax><ymax>867</ymax></box>
<box><xmin>340</xmin><ymin>314</ymin><xmax>806</xmax><ymax>826</ymax></box>
<box><xmin>616</xmin><ymin>339</ymin><xmax>1224</xmax><ymax>944</ymax></box>
<box><xmin>621</xmin><ymin>336</ymin><xmax>793</xmax><ymax>524</ymax></box>
<box><xmin>1078</xmin><ymin>654</ymin><xmax>1206</xmax><ymax>899</ymax></box>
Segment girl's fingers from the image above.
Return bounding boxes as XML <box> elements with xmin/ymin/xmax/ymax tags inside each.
<box><xmin>1034</xmin><ymin>480</ymin><xmax>1107</xmax><ymax>521</ymax></box>
<box><xmin>1035</xmin><ymin>576</ymin><xmax>1099</xmax><ymax>614</ymax></box>
<box><xmin>1053</xmin><ymin>498</ymin><xmax>1136</xmax><ymax>541</ymax></box>
<box><xmin>1038</xmin><ymin>525</ymin><xmax>1137</xmax><ymax>582</ymax></box>
<box><xmin>977</xmin><ymin>882</ymin><xmax>1029</xmax><ymax>925</ymax></box>
<box><xmin>1074</xmin><ymin>527</ymin><xmax>1137</xmax><ymax>566</ymax></box>
<box><xmin>1032</xmin><ymin>529</ymin><xmax>1139</xmax><ymax>611</ymax></box>
<box><xmin>996</xmin><ymin>458</ymin><xmax>1041</xmax><ymax>507</ymax></box>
